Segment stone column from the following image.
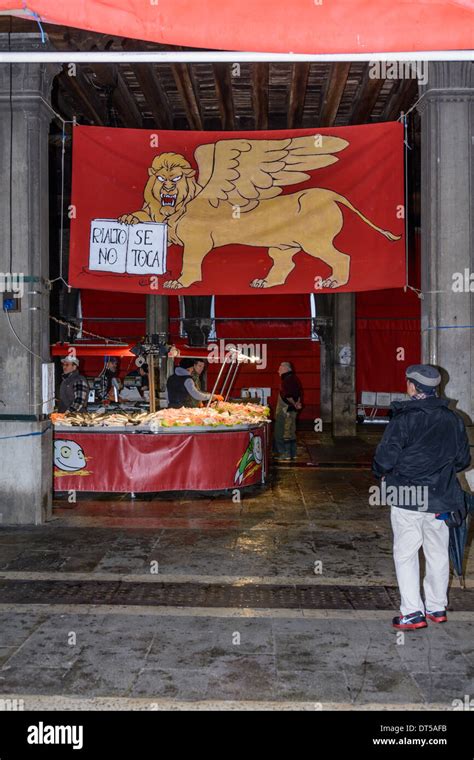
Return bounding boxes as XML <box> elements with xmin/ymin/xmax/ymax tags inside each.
<box><xmin>418</xmin><ymin>62</ymin><xmax>474</xmax><ymax>424</ymax></box>
<box><xmin>332</xmin><ymin>293</ymin><xmax>356</xmax><ymax>436</ymax></box>
<box><xmin>314</xmin><ymin>293</ymin><xmax>334</xmax><ymax>425</ymax></box>
<box><xmin>0</xmin><ymin>35</ymin><xmax>60</xmax><ymax>524</ymax></box>
<box><xmin>146</xmin><ymin>295</ymin><xmax>169</xmax><ymax>394</ymax></box>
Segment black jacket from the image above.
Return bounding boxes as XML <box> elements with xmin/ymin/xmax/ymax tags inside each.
<box><xmin>372</xmin><ymin>397</ymin><xmax>471</xmax><ymax>513</ymax></box>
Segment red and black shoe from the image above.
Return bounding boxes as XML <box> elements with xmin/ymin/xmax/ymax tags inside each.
<box><xmin>392</xmin><ymin>611</ymin><xmax>428</xmax><ymax>630</ymax></box>
<box><xmin>426</xmin><ymin>610</ymin><xmax>448</xmax><ymax>623</ymax></box>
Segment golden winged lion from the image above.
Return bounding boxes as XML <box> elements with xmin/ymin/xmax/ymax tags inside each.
<box><xmin>118</xmin><ymin>136</ymin><xmax>401</xmax><ymax>289</ymax></box>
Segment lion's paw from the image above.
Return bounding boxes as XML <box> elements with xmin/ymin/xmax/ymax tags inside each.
<box><xmin>118</xmin><ymin>214</ymin><xmax>140</xmax><ymax>225</ymax></box>
<box><xmin>250</xmin><ymin>278</ymin><xmax>268</xmax><ymax>288</ymax></box>
<box><xmin>321</xmin><ymin>277</ymin><xmax>341</xmax><ymax>289</ymax></box>
<box><xmin>163</xmin><ymin>279</ymin><xmax>185</xmax><ymax>289</ymax></box>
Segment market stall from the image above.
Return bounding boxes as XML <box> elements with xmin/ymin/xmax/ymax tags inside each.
<box><xmin>53</xmin><ymin>403</ymin><xmax>270</xmax><ymax>493</ymax></box>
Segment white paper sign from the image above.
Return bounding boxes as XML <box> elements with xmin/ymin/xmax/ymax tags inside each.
<box><xmin>89</xmin><ymin>219</ymin><xmax>167</xmax><ymax>276</ymax></box>
<box><xmin>125</xmin><ymin>223</ymin><xmax>167</xmax><ymax>275</ymax></box>
<box><xmin>89</xmin><ymin>219</ymin><xmax>128</xmax><ymax>273</ymax></box>
<box><xmin>42</xmin><ymin>362</ymin><xmax>55</xmax><ymax>415</ymax></box>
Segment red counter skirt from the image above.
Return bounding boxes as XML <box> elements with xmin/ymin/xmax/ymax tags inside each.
<box><xmin>53</xmin><ymin>425</ymin><xmax>269</xmax><ymax>492</ymax></box>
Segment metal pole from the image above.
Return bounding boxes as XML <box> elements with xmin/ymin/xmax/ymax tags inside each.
<box><xmin>1</xmin><ymin>51</ymin><xmax>472</xmax><ymax>63</ymax></box>
<box><xmin>206</xmin><ymin>359</ymin><xmax>228</xmax><ymax>409</ymax></box>
<box><xmin>148</xmin><ymin>354</ymin><xmax>156</xmax><ymax>413</ymax></box>
<box><xmin>219</xmin><ymin>358</ymin><xmax>237</xmax><ymax>400</ymax></box>
<box><xmin>224</xmin><ymin>359</ymin><xmax>241</xmax><ymax>401</ymax></box>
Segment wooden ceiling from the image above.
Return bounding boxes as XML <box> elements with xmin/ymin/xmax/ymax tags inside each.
<box><xmin>1</xmin><ymin>19</ymin><xmax>419</xmax><ymax>131</ymax></box>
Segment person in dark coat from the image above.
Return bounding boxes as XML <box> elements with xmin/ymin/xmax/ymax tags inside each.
<box><xmin>372</xmin><ymin>364</ymin><xmax>471</xmax><ymax>630</ymax></box>
<box><xmin>166</xmin><ymin>358</ymin><xmax>222</xmax><ymax>408</ymax></box>
<box><xmin>273</xmin><ymin>361</ymin><xmax>303</xmax><ymax>460</ymax></box>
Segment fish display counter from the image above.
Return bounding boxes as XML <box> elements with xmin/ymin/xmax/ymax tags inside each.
<box><xmin>52</xmin><ymin>403</ymin><xmax>270</xmax><ymax>493</ymax></box>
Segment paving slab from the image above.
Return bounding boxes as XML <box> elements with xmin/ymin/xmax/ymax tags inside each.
<box><xmin>0</xmin><ymin>439</ymin><xmax>472</xmax><ymax>707</ymax></box>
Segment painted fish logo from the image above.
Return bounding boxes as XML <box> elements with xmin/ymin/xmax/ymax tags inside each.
<box><xmin>234</xmin><ymin>433</ymin><xmax>263</xmax><ymax>485</ymax></box>
<box><xmin>54</xmin><ymin>440</ymin><xmax>86</xmax><ymax>472</ymax></box>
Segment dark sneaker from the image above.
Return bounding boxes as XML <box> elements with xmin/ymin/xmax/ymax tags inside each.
<box><xmin>392</xmin><ymin>611</ymin><xmax>427</xmax><ymax>630</ymax></box>
<box><xmin>426</xmin><ymin>610</ymin><xmax>448</xmax><ymax>623</ymax></box>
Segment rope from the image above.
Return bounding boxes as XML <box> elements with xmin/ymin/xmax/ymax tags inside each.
<box><xmin>49</xmin><ymin>315</ymin><xmax>126</xmax><ymax>345</ymax></box>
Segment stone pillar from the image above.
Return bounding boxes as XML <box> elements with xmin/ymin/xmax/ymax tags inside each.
<box><xmin>146</xmin><ymin>295</ymin><xmax>169</xmax><ymax>394</ymax></box>
<box><xmin>332</xmin><ymin>293</ymin><xmax>356</xmax><ymax>436</ymax></box>
<box><xmin>314</xmin><ymin>293</ymin><xmax>334</xmax><ymax>425</ymax></box>
<box><xmin>0</xmin><ymin>35</ymin><xmax>60</xmax><ymax>524</ymax></box>
<box><xmin>418</xmin><ymin>62</ymin><xmax>474</xmax><ymax>423</ymax></box>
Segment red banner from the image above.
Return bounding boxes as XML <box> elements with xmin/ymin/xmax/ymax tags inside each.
<box><xmin>53</xmin><ymin>427</ymin><xmax>268</xmax><ymax>492</ymax></box>
<box><xmin>69</xmin><ymin>123</ymin><xmax>404</xmax><ymax>295</ymax></box>
<box><xmin>3</xmin><ymin>1</ymin><xmax>473</xmax><ymax>53</ymax></box>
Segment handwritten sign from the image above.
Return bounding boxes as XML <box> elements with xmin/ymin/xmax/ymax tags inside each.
<box><xmin>89</xmin><ymin>219</ymin><xmax>167</xmax><ymax>276</ymax></box>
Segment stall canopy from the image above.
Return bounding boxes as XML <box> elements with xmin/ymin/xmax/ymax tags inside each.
<box><xmin>2</xmin><ymin>0</ymin><xmax>473</xmax><ymax>53</ymax></box>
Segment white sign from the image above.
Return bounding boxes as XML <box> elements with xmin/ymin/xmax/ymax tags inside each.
<box><xmin>42</xmin><ymin>363</ymin><xmax>55</xmax><ymax>415</ymax></box>
<box><xmin>89</xmin><ymin>219</ymin><xmax>167</xmax><ymax>276</ymax></box>
<box><xmin>89</xmin><ymin>219</ymin><xmax>128</xmax><ymax>273</ymax></box>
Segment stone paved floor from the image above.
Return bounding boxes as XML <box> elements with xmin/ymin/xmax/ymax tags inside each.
<box><xmin>0</xmin><ymin>430</ymin><xmax>473</xmax><ymax>709</ymax></box>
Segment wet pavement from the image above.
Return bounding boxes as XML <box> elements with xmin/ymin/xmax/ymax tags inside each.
<box><xmin>0</xmin><ymin>430</ymin><xmax>473</xmax><ymax>709</ymax></box>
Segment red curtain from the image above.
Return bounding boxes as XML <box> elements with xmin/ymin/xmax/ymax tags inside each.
<box><xmin>208</xmin><ymin>295</ymin><xmax>319</xmax><ymax>421</ymax></box>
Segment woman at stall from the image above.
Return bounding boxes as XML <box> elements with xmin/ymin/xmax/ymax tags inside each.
<box><xmin>189</xmin><ymin>358</ymin><xmax>207</xmax><ymax>408</ymax></box>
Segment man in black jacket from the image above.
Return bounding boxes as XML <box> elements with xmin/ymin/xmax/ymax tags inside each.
<box><xmin>166</xmin><ymin>358</ymin><xmax>222</xmax><ymax>408</ymax></box>
<box><xmin>372</xmin><ymin>364</ymin><xmax>471</xmax><ymax>630</ymax></box>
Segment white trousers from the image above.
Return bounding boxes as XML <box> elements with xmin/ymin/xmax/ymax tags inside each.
<box><xmin>390</xmin><ymin>506</ymin><xmax>450</xmax><ymax>616</ymax></box>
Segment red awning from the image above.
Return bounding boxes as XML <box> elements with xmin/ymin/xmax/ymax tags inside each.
<box><xmin>2</xmin><ymin>1</ymin><xmax>473</xmax><ymax>53</ymax></box>
<box><xmin>51</xmin><ymin>342</ymin><xmax>134</xmax><ymax>357</ymax></box>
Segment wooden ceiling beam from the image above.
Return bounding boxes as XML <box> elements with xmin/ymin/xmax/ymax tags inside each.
<box><xmin>288</xmin><ymin>63</ymin><xmax>310</xmax><ymax>129</ymax></box>
<box><xmin>171</xmin><ymin>63</ymin><xmax>203</xmax><ymax>130</ymax></box>
<box><xmin>56</xmin><ymin>67</ymin><xmax>107</xmax><ymax>125</ymax></box>
<box><xmin>127</xmin><ymin>62</ymin><xmax>172</xmax><ymax>128</ymax></box>
<box><xmin>212</xmin><ymin>63</ymin><xmax>235</xmax><ymax>130</ymax></box>
<box><xmin>88</xmin><ymin>61</ymin><xmax>143</xmax><ymax>128</ymax></box>
<box><xmin>383</xmin><ymin>78</ymin><xmax>418</xmax><ymax>121</ymax></box>
<box><xmin>122</xmin><ymin>40</ymin><xmax>172</xmax><ymax>129</ymax></box>
<box><xmin>318</xmin><ymin>62</ymin><xmax>351</xmax><ymax>126</ymax></box>
<box><xmin>50</xmin><ymin>32</ymin><xmax>142</xmax><ymax>128</ymax></box>
<box><xmin>251</xmin><ymin>63</ymin><xmax>269</xmax><ymax>130</ymax></box>
<box><xmin>351</xmin><ymin>65</ymin><xmax>385</xmax><ymax>124</ymax></box>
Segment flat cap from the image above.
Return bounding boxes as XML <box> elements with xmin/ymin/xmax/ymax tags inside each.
<box><xmin>406</xmin><ymin>364</ymin><xmax>441</xmax><ymax>388</ymax></box>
